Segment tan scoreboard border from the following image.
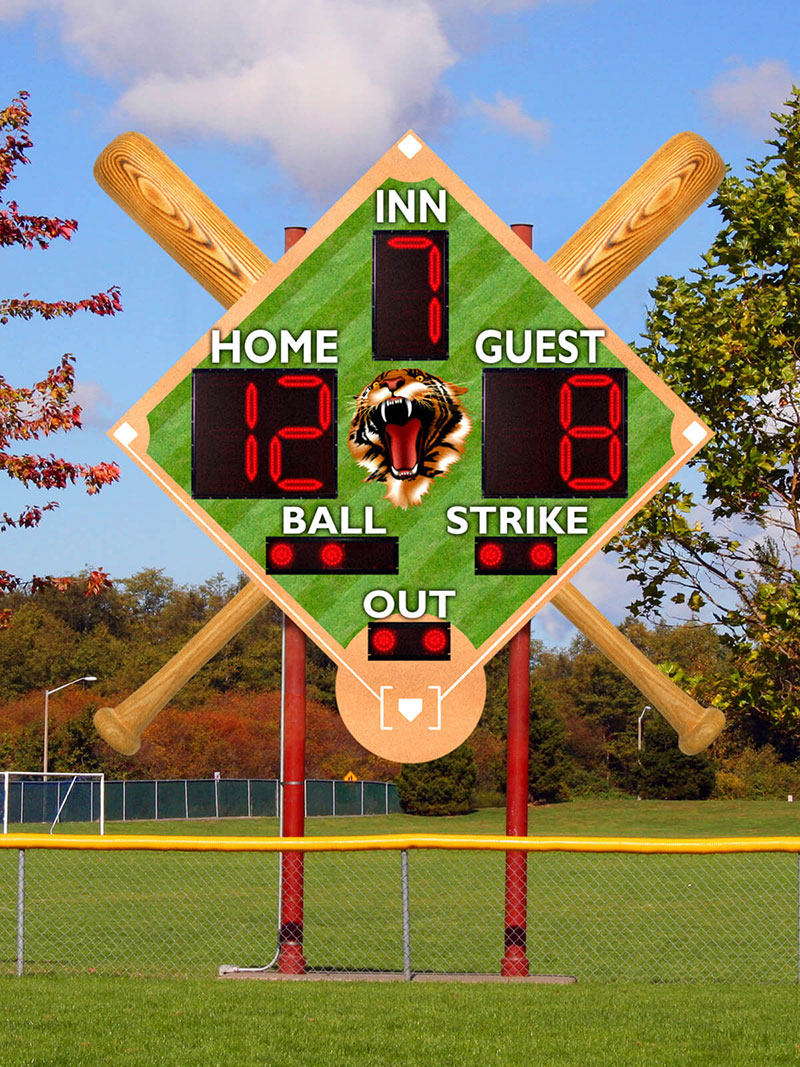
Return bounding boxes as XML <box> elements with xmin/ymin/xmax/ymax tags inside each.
<box><xmin>110</xmin><ymin>130</ymin><xmax>712</xmax><ymax>702</ymax></box>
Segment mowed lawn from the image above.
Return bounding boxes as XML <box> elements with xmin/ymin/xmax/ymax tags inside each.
<box><xmin>1</xmin><ymin>801</ymin><xmax>800</xmax><ymax>1065</ymax></box>
<box><xmin>1</xmin><ymin>800</ymin><xmax>799</xmax><ymax>980</ymax></box>
<box><xmin>0</xmin><ymin>978</ymin><xmax>799</xmax><ymax>1067</ymax></box>
<box><xmin>10</xmin><ymin>794</ymin><xmax>800</xmax><ymax>838</ymax></box>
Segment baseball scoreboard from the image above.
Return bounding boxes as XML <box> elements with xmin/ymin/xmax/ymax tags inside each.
<box><xmin>110</xmin><ymin>132</ymin><xmax>710</xmax><ymax>762</ymax></box>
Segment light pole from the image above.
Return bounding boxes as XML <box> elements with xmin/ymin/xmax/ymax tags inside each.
<box><xmin>636</xmin><ymin>705</ymin><xmax>652</xmax><ymax>802</ymax></box>
<box><xmin>43</xmin><ymin>676</ymin><xmax>97</xmax><ymax>774</ymax></box>
<box><xmin>637</xmin><ymin>705</ymin><xmax>652</xmax><ymax>752</ymax></box>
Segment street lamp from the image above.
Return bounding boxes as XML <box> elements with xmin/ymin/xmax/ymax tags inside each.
<box><xmin>636</xmin><ymin>705</ymin><xmax>652</xmax><ymax>803</ymax></box>
<box><xmin>637</xmin><ymin>705</ymin><xmax>652</xmax><ymax>752</ymax></box>
<box><xmin>43</xmin><ymin>676</ymin><xmax>98</xmax><ymax>774</ymax></box>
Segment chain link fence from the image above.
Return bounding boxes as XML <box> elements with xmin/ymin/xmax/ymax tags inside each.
<box><xmin>1</xmin><ymin>838</ymin><xmax>798</xmax><ymax>982</ymax></box>
<box><xmin>2</xmin><ymin>778</ymin><xmax>400</xmax><ymax>828</ymax></box>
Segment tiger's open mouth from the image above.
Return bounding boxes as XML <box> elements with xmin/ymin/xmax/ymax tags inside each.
<box><xmin>374</xmin><ymin>397</ymin><xmax>425</xmax><ymax>479</ymax></box>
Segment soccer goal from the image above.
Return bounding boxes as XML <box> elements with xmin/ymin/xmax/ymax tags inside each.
<box><xmin>1</xmin><ymin>771</ymin><xmax>105</xmax><ymax>835</ymax></box>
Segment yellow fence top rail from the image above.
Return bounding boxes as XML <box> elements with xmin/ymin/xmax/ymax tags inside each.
<box><xmin>2</xmin><ymin>834</ymin><xmax>800</xmax><ymax>854</ymax></box>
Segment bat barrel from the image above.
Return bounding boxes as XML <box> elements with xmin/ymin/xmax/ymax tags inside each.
<box><xmin>552</xmin><ymin>583</ymin><xmax>725</xmax><ymax>754</ymax></box>
<box><xmin>92</xmin><ymin>583</ymin><xmax>270</xmax><ymax>754</ymax></box>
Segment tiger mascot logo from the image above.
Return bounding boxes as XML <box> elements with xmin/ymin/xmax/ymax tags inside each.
<box><xmin>347</xmin><ymin>368</ymin><xmax>471</xmax><ymax>508</ymax></box>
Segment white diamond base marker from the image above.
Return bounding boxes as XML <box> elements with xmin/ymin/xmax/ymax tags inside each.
<box><xmin>398</xmin><ymin>698</ymin><xmax>424</xmax><ymax>723</ymax></box>
<box><xmin>114</xmin><ymin>422</ymin><xmax>138</xmax><ymax>446</ymax></box>
<box><xmin>397</xmin><ymin>134</ymin><xmax>422</xmax><ymax>159</ymax></box>
<box><xmin>683</xmin><ymin>420</ymin><xmax>708</xmax><ymax>447</ymax></box>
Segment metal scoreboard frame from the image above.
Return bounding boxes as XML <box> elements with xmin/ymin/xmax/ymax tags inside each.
<box><xmin>109</xmin><ymin>131</ymin><xmax>711</xmax><ymax>762</ymax></box>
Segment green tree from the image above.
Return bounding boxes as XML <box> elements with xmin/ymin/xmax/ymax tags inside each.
<box><xmin>630</xmin><ymin>714</ymin><xmax>716</xmax><ymax>801</ymax></box>
<box><xmin>613</xmin><ymin>90</ymin><xmax>800</xmax><ymax>748</ymax></box>
<box><xmin>527</xmin><ymin>676</ymin><xmax>572</xmax><ymax>803</ymax></box>
<box><xmin>397</xmin><ymin>744</ymin><xmax>477</xmax><ymax>816</ymax></box>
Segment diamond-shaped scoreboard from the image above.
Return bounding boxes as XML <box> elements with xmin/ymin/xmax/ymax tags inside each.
<box><xmin>110</xmin><ymin>132</ymin><xmax>710</xmax><ymax>763</ymax></box>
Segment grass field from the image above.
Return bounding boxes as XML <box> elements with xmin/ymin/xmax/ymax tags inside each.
<box><xmin>1</xmin><ymin>801</ymin><xmax>798</xmax><ymax>981</ymax></box>
<box><xmin>0</xmin><ymin>978</ymin><xmax>797</xmax><ymax>1066</ymax></box>
<box><xmin>11</xmin><ymin>795</ymin><xmax>800</xmax><ymax>838</ymax></box>
<box><xmin>1</xmin><ymin>801</ymin><xmax>799</xmax><ymax>1065</ymax></box>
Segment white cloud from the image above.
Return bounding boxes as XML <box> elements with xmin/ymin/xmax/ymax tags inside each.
<box><xmin>72</xmin><ymin>379</ymin><xmax>114</xmax><ymax>428</ymax></box>
<box><xmin>0</xmin><ymin>0</ymin><xmax>38</xmax><ymax>18</ymax></box>
<box><xmin>434</xmin><ymin>0</ymin><xmax>589</xmax><ymax>11</ymax></box>
<box><xmin>474</xmin><ymin>91</ymin><xmax>550</xmax><ymax>143</ymax></box>
<box><xmin>0</xmin><ymin>0</ymin><xmax>574</xmax><ymax>196</ymax></box>
<box><xmin>6</xmin><ymin>0</ymin><xmax>457</xmax><ymax>197</ymax></box>
<box><xmin>704</xmin><ymin>59</ymin><xmax>798</xmax><ymax>136</ymax></box>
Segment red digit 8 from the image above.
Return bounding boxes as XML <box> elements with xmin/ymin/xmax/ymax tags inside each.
<box><xmin>268</xmin><ymin>375</ymin><xmax>332</xmax><ymax>493</ymax></box>
<box><xmin>558</xmin><ymin>373</ymin><xmax>622</xmax><ymax>492</ymax></box>
<box><xmin>387</xmin><ymin>235</ymin><xmax>441</xmax><ymax>346</ymax></box>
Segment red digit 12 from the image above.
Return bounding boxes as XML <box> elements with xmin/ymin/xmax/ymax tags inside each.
<box><xmin>266</xmin><ymin>375</ymin><xmax>332</xmax><ymax>493</ymax></box>
<box><xmin>558</xmin><ymin>373</ymin><xmax>622</xmax><ymax>492</ymax></box>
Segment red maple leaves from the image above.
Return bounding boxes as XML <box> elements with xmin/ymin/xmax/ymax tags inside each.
<box><xmin>1</xmin><ymin>91</ymin><xmax>122</xmax><ymax>624</ymax></box>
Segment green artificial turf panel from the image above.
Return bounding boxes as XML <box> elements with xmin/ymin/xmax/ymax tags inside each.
<box><xmin>146</xmin><ymin>178</ymin><xmax>676</xmax><ymax>649</ymax></box>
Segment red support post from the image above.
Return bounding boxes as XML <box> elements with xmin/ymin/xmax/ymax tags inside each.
<box><xmin>278</xmin><ymin>614</ymin><xmax>307</xmax><ymax>973</ymax></box>
<box><xmin>502</xmin><ymin>623</ymin><xmax>531</xmax><ymax>976</ymax></box>
<box><xmin>278</xmin><ymin>224</ymin><xmax>308</xmax><ymax>975</ymax></box>
<box><xmin>502</xmin><ymin>220</ymin><xmax>533</xmax><ymax>978</ymax></box>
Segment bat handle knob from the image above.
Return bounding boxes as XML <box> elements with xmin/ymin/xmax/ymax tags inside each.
<box><xmin>93</xmin><ymin>707</ymin><xmax>142</xmax><ymax>756</ymax></box>
<box><xmin>677</xmin><ymin>707</ymin><xmax>726</xmax><ymax>755</ymax></box>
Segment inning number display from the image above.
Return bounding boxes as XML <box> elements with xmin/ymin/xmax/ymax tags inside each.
<box><xmin>372</xmin><ymin>230</ymin><xmax>449</xmax><ymax>360</ymax></box>
<box><xmin>114</xmin><ymin>132</ymin><xmax>710</xmax><ymax>762</ymax></box>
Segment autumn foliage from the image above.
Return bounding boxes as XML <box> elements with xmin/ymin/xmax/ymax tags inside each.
<box><xmin>0</xmin><ymin>91</ymin><xmax>121</xmax><ymax>625</ymax></box>
<box><xmin>0</xmin><ymin>687</ymin><xmax>398</xmax><ymax>783</ymax></box>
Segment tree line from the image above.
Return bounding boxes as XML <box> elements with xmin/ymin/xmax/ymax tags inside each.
<box><xmin>2</xmin><ymin>89</ymin><xmax>798</xmax><ymax>812</ymax></box>
<box><xmin>1</xmin><ymin>567</ymin><xmax>798</xmax><ymax>808</ymax></box>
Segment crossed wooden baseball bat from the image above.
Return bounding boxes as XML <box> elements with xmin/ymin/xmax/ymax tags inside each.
<box><xmin>92</xmin><ymin>130</ymin><xmax>726</xmax><ymax>758</ymax></box>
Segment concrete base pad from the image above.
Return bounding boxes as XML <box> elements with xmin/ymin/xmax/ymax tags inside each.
<box><xmin>219</xmin><ymin>967</ymin><xmax>576</xmax><ymax>984</ymax></box>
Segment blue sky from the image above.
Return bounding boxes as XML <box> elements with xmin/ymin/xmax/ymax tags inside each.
<box><xmin>2</xmin><ymin>0</ymin><xmax>799</xmax><ymax>646</ymax></box>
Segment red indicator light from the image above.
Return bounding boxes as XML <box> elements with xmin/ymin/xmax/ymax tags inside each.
<box><xmin>368</xmin><ymin>621</ymin><xmax>451</xmax><ymax>660</ymax></box>
<box><xmin>475</xmin><ymin>537</ymin><xmax>558</xmax><ymax>575</ymax></box>
<box><xmin>371</xmin><ymin>627</ymin><xmax>397</xmax><ymax>654</ymax></box>
<box><xmin>269</xmin><ymin>542</ymin><xmax>295</xmax><ymax>569</ymax></box>
<box><xmin>422</xmin><ymin>627</ymin><xmax>448</xmax><ymax>655</ymax></box>
<box><xmin>478</xmin><ymin>542</ymin><xmax>504</xmax><ymax>569</ymax></box>
<box><xmin>319</xmin><ymin>542</ymin><xmax>345</xmax><ymax>568</ymax></box>
<box><xmin>529</xmin><ymin>542</ymin><xmax>555</xmax><ymax>569</ymax></box>
<box><xmin>265</xmin><ymin>537</ymin><xmax>398</xmax><ymax>575</ymax></box>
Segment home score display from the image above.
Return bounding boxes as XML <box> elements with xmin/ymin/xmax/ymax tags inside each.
<box><xmin>111</xmin><ymin>133</ymin><xmax>710</xmax><ymax>762</ymax></box>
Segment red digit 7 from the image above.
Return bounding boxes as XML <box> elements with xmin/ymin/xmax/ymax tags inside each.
<box><xmin>387</xmin><ymin>235</ymin><xmax>441</xmax><ymax>346</ymax></box>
